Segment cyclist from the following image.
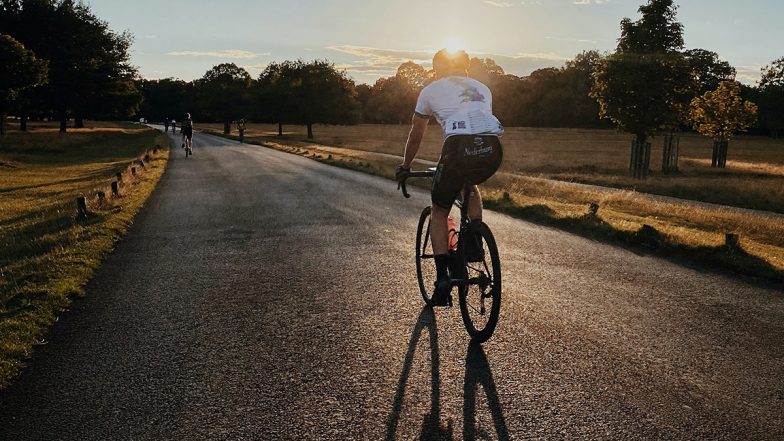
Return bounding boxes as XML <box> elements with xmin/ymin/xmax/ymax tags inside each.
<box><xmin>164</xmin><ymin>118</ymin><xmax>169</xmax><ymax>133</ymax></box>
<box><xmin>182</xmin><ymin>113</ymin><xmax>194</xmax><ymax>152</ymax></box>
<box><xmin>395</xmin><ymin>49</ymin><xmax>504</xmax><ymax>306</ymax></box>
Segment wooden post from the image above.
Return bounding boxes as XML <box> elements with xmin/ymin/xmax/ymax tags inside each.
<box><xmin>111</xmin><ymin>181</ymin><xmax>119</xmax><ymax>196</ymax></box>
<box><xmin>630</xmin><ymin>139</ymin><xmax>651</xmax><ymax>179</ymax></box>
<box><xmin>76</xmin><ymin>196</ymin><xmax>88</xmax><ymax>218</ymax></box>
<box><xmin>718</xmin><ymin>140</ymin><xmax>729</xmax><ymax>168</ymax></box>
<box><xmin>725</xmin><ymin>233</ymin><xmax>740</xmax><ymax>249</ymax></box>
<box><xmin>662</xmin><ymin>133</ymin><xmax>680</xmax><ymax>173</ymax></box>
<box><xmin>98</xmin><ymin>191</ymin><xmax>106</xmax><ymax>202</ymax></box>
<box><xmin>116</xmin><ymin>172</ymin><xmax>123</xmax><ymax>182</ymax></box>
<box><xmin>711</xmin><ymin>141</ymin><xmax>721</xmax><ymax>168</ymax></box>
<box><xmin>144</xmin><ymin>153</ymin><xmax>150</xmax><ymax>162</ymax></box>
<box><xmin>131</xmin><ymin>167</ymin><xmax>136</xmax><ymax>175</ymax></box>
<box><xmin>588</xmin><ymin>203</ymin><xmax>599</xmax><ymax>216</ymax></box>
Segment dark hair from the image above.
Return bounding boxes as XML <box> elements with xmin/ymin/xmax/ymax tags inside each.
<box><xmin>432</xmin><ymin>49</ymin><xmax>470</xmax><ymax>76</ymax></box>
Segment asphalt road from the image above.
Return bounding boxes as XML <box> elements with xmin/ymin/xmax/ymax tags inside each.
<box><xmin>1</xmin><ymin>130</ymin><xmax>782</xmax><ymax>440</ymax></box>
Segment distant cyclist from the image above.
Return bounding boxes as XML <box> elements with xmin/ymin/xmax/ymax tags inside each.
<box><xmin>171</xmin><ymin>119</ymin><xmax>176</xmax><ymax>134</ymax></box>
<box><xmin>395</xmin><ymin>49</ymin><xmax>504</xmax><ymax>306</ymax></box>
<box><xmin>182</xmin><ymin>113</ymin><xmax>194</xmax><ymax>152</ymax></box>
<box><xmin>164</xmin><ymin>118</ymin><xmax>169</xmax><ymax>133</ymax></box>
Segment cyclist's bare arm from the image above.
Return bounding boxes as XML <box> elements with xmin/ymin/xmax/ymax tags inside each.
<box><xmin>402</xmin><ymin>114</ymin><xmax>429</xmax><ymax>168</ymax></box>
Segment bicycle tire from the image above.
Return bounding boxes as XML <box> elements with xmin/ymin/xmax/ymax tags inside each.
<box><xmin>458</xmin><ymin>221</ymin><xmax>501</xmax><ymax>343</ymax></box>
<box><xmin>415</xmin><ymin>206</ymin><xmax>436</xmax><ymax>307</ymax></box>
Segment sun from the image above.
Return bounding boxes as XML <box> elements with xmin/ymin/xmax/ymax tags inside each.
<box><xmin>443</xmin><ymin>36</ymin><xmax>466</xmax><ymax>53</ymax></box>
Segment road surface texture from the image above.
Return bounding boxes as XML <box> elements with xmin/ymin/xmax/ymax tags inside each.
<box><xmin>1</xmin><ymin>130</ymin><xmax>782</xmax><ymax>440</ymax></box>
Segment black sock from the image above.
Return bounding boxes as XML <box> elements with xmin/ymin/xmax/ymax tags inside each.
<box><xmin>434</xmin><ymin>254</ymin><xmax>450</xmax><ymax>281</ymax></box>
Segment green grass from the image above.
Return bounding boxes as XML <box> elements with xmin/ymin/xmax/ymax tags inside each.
<box><xmin>0</xmin><ymin>123</ymin><xmax>170</xmax><ymax>388</ymax></box>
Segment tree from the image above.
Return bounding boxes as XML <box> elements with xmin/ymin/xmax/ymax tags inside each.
<box><xmin>592</xmin><ymin>0</ymin><xmax>690</xmax><ymax>178</ymax></box>
<box><xmin>0</xmin><ymin>33</ymin><xmax>47</xmax><ymax>136</ymax></box>
<box><xmin>197</xmin><ymin>63</ymin><xmax>252</xmax><ymax>134</ymax></box>
<box><xmin>683</xmin><ymin>49</ymin><xmax>736</xmax><ymax>97</ymax></box>
<box><xmin>757</xmin><ymin>57</ymin><xmax>784</xmax><ymax>138</ymax></box>
<box><xmin>256</xmin><ymin>61</ymin><xmax>294</xmax><ymax>136</ymax></box>
<box><xmin>688</xmin><ymin>81</ymin><xmax>758</xmax><ymax>168</ymax></box>
<box><xmin>1</xmin><ymin>0</ymin><xmax>138</xmax><ymax>132</ymax></box>
<box><xmin>283</xmin><ymin>60</ymin><xmax>359</xmax><ymax>139</ymax></box>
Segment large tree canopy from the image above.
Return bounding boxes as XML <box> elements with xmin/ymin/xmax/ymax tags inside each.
<box><xmin>592</xmin><ymin>0</ymin><xmax>690</xmax><ymax>177</ymax></box>
<box><xmin>0</xmin><ymin>33</ymin><xmax>47</xmax><ymax>135</ymax></box>
<box><xmin>197</xmin><ymin>63</ymin><xmax>252</xmax><ymax>134</ymax></box>
<box><xmin>0</xmin><ymin>0</ymin><xmax>138</xmax><ymax>131</ymax></box>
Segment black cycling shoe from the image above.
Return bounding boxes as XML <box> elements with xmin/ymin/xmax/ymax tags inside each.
<box><xmin>431</xmin><ymin>277</ymin><xmax>453</xmax><ymax>307</ymax></box>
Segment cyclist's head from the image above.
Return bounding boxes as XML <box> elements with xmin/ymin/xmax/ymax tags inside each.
<box><xmin>432</xmin><ymin>49</ymin><xmax>470</xmax><ymax>78</ymax></box>
<box><xmin>185</xmin><ymin>112</ymin><xmax>191</xmax><ymax>120</ymax></box>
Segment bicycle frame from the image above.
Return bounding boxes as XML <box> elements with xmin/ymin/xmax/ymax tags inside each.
<box><xmin>399</xmin><ymin>170</ymin><xmax>473</xmax><ymax>287</ymax></box>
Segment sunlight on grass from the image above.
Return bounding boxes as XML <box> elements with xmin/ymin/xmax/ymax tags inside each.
<box><xmin>0</xmin><ymin>124</ymin><xmax>170</xmax><ymax>388</ymax></box>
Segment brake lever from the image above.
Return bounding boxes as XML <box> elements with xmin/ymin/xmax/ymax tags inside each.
<box><xmin>396</xmin><ymin>176</ymin><xmax>411</xmax><ymax>198</ymax></box>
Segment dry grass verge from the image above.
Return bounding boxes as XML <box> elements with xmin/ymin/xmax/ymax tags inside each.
<box><xmin>0</xmin><ymin>124</ymin><xmax>170</xmax><ymax>388</ymax></box>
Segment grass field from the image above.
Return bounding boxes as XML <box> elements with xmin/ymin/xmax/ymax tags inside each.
<box><xmin>0</xmin><ymin>123</ymin><xmax>169</xmax><ymax>387</ymax></box>
<box><xmin>202</xmin><ymin>125</ymin><xmax>784</xmax><ymax>285</ymax></box>
<box><xmin>201</xmin><ymin>123</ymin><xmax>784</xmax><ymax>214</ymax></box>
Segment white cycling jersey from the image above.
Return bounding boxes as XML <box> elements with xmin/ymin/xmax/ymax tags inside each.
<box><xmin>414</xmin><ymin>76</ymin><xmax>504</xmax><ymax>138</ymax></box>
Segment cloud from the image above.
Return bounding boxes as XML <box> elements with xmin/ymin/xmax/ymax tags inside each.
<box><xmin>573</xmin><ymin>0</ymin><xmax>609</xmax><ymax>4</ymax></box>
<box><xmin>484</xmin><ymin>1</ymin><xmax>513</xmax><ymax>7</ymax></box>
<box><xmin>545</xmin><ymin>36</ymin><xmax>599</xmax><ymax>44</ymax></box>
<box><xmin>735</xmin><ymin>65</ymin><xmax>762</xmax><ymax>85</ymax></box>
<box><xmin>328</xmin><ymin>45</ymin><xmax>570</xmax><ymax>82</ymax></box>
<box><xmin>165</xmin><ymin>50</ymin><xmax>269</xmax><ymax>59</ymax></box>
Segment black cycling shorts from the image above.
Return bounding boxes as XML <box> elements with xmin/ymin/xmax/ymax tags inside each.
<box><xmin>431</xmin><ymin>135</ymin><xmax>503</xmax><ymax>209</ymax></box>
<box><xmin>183</xmin><ymin>127</ymin><xmax>193</xmax><ymax>139</ymax></box>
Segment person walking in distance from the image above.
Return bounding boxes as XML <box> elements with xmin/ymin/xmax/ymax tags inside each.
<box><xmin>395</xmin><ymin>49</ymin><xmax>504</xmax><ymax>306</ymax></box>
<box><xmin>237</xmin><ymin>118</ymin><xmax>246</xmax><ymax>143</ymax></box>
<box><xmin>164</xmin><ymin>118</ymin><xmax>169</xmax><ymax>133</ymax></box>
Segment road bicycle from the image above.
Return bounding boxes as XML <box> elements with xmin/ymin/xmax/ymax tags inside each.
<box><xmin>398</xmin><ymin>169</ymin><xmax>502</xmax><ymax>343</ymax></box>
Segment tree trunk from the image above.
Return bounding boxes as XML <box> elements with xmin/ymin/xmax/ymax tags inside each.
<box><xmin>307</xmin><ymin>123</ymin><xmax>313</xmax><ymax>140</ymax></box>
<box><xmin>75</xmin><ymin>115</ymin><xmax>84</xmax><ymax>128</ymax></box>
<box><xmin>661</xmin><ymin>133</ymin><xmax>680</xmax><ymax>173</ymax></box>
<box><xmin>0</xmin><ymin>111</ymin><xmax>6</xmax><ymax>136</ymax></box>
<box><xmin>223</xmin><ymin>120</ymin><xmax>230</xmax><ymax>134</ymax></box>
<box><xmin>629</xmin><ymin>136</ymin><xmax>651</xmax><ymax>179</ymax></box>
<box><xmin>59</xmin><ymin>109</ymin><xmax>67</xmax><ymax>133</ymax></box>
<box><xmin>711</xmin><ymin>140</ymin><xmax>729</xmax><ymax>168</ymax></box>
<box><xmin>278</xmin><ymin>122</ymin><xmax>283</xmax><ymax>137</ymax></box>
<box><xmin>20</xmin><ymin>114</ymin><xmax>27</xmax><ymax>131</ymax></box>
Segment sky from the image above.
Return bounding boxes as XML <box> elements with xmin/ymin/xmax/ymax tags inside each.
<box><xmin>88</xmin><ymin>0</ymin><xmax>784</xmax><ymax>85</ymax></box>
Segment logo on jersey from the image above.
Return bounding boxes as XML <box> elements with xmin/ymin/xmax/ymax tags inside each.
<box><xmin>459</xmin><ymin>86</ymin><xmax>485</xmax><ymax>103</ymax></box>
<box><xmin>451</xmin><ymin>121</ymin><xmax>467</xmax><ymax>130</ymax></box>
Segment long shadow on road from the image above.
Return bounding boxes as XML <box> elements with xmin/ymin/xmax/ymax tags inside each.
<box><xmin>463</xmin><ymin>342</ymin><xmax>510</xmax><ymax>440</ymax></box>
<box><xmin>385</xmin><ymin>307</ymin><xmax>510</xmax><ymax>440</ymax></box>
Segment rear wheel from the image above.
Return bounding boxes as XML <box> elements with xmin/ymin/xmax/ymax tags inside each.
<box><xmin>415</xmin><ymin>206</ymin><xmax>436</xmax><ymax>307</ymax></box>
<box><xmin>458</xmin><ymin>222</ymin><xmax>501</xmax><ymax>343</ymax></box>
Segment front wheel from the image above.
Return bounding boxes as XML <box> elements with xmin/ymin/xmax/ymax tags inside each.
<box><xmin>415</xmin><ymin>206</ymin><xmax>436</xmax><ymax>307</ymax></box>
<box><xmin>458</xmin><ymin>222</ymin><xmax>501</xmax><ymax>343</ymax></box>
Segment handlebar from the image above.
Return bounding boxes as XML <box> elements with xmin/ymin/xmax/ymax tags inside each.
<box><xmin>397</xmin><ymin>170</ymin><xmax>435</xmax><ymax>198</ymax></box>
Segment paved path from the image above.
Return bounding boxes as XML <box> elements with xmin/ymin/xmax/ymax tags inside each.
<box><xmin>1</xmin><ymin>130</ymin><xmax>782</xmax><ymax>440</ymax></box>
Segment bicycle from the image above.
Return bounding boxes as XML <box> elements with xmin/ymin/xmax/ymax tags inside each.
<box><xmin>398</xmin><ymin>169</ymin><xmax>502</xmax><ymax>343</ymax></box>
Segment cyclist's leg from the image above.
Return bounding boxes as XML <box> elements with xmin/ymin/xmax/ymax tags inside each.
<box><xmin>430</xmin><ymin>204</ymin><xmax>450</xmax><ymax>255</ymax></box>
<box><xmin>466</xmin><ymin>185</ymin><xmax>483</xmax><ymax>222</ymax></box>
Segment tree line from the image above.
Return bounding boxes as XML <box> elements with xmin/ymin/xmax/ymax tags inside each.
<box><xmin>3</xmin><ymin>0</ymin><xmax>784</xmax><ymax>177</ymax></box>
<box><xmin>0</xmin><ymin>0</ymin><xmax>138</xmax><ymax>134</ymax></box>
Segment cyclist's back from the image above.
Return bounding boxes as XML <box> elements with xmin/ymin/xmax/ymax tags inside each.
<box><xmin>415</xmin><ymin>76</ymin><xmax>503</xmax><ymax>138</ymax></box>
